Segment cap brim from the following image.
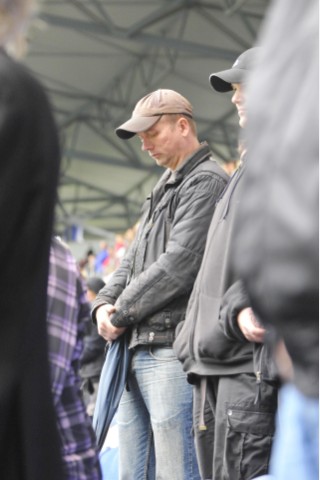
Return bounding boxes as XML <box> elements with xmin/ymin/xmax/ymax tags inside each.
<box><xmin>115</xmin><ymin>116</ymin><xmax>160</xmax><ymax>139</ymax></box>
<box><xmin>209</xmin><ymin>68</ymin><xmax>246</xmax><ymax>92</ymax></box>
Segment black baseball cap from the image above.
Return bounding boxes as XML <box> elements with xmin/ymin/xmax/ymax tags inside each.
<box><xmin>209</xmin><ymin>47</ymin><xmax>260</xmax><ymax>92</ymax></box>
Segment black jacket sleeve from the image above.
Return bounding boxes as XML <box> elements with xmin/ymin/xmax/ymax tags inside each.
<box><xmin>219</xmin><ymin>280</ymin><xmax>251</xmax><ymax>343</ymax></box>
<box><xmin>91</xmin><ymin>242</ymin><xmax>135</xmax><ymax>320</ymax></box>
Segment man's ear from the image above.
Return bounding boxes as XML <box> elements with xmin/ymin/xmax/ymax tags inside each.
<box><xmin>177</xmin><ymin>116</ymin><xmax>190</xmax><ymax>136</ymax></box>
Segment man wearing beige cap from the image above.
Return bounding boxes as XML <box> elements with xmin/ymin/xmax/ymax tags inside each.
<box><xmin>91</xmin><ymin>88</ymin><xmax>229</xmax><ymax>479</ymax></box>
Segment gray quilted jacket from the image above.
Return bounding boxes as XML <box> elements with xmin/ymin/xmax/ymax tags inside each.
<box><xmin>92</xmin><ymin>143</ymin><xmax>228</xmax><ymax>349</ymax></box>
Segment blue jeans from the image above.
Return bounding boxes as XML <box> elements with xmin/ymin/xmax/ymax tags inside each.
<box><xmin>117</xmin><ymin>346</ymin><xmax>200</xmax><ymax>480</ymax></box>
<box><xmin>270</xmin><ymin>383</ymin><xmax>319</xmax><ymax>480</ymax></box>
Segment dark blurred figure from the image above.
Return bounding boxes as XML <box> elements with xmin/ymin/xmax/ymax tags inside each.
<box><xmin>79</xmin><ymin>248</ymin><xmax>96</xmax><ymax>279</ymax></box>
<box><xmin>232</xmin><ymin>1</ymin><xmax>319</xmax><ymax>479</ymax></box>
<box><xmin>0</xmin><ymin>1</ymin><xmax>64</xmax><ymax>478</ymax></box>
<box><xmin>47</xmin><ymin>237</ymin><xmax>102</xmax><ymax>479</ymax></box>
<box><xmin>80</xmin><ymin>276</ymin><xmax>107</xmax><ymax>417</ymax></box>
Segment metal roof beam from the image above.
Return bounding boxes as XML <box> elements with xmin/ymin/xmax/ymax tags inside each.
<box><xmin>40</xmin><ymin>13</ymin><xmax>239</xmax><ymax>59</ymax></box>
<box><xmin>126</xmin><ymin>0</ymin><xmax>188</xmax><ymax>36</ymax></box>
<box><xmin>63</xmin><ymin>148</ymin><xmax>159</xmax><ymax>172</ymax></box>
<box><xmin>60</xmin><ymin>174</ymin><xmax>144</xmax><ymax>208</ymax></box>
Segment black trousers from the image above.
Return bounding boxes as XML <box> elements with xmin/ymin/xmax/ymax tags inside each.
<box><xmin>193</xmin><ymin>373</ymin><xmax>278</xmax><ymax>480</ymax></box>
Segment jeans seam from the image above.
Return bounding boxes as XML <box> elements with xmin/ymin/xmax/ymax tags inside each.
<box><xmin>143</xmin><ymin>422</ymin><xmax>153</xmax><ymax>480</ymax></box>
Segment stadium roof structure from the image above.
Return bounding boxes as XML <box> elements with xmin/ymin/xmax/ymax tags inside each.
<box><xmin>24</xmin><ymin>0</ymin><xmax>270</xmax><ymax>238</ymax></box>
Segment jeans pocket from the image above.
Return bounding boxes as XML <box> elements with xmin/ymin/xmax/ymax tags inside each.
<box><xmin>149</xmin><ymin>346</ymin><xmax>176</xmax><ymax>361</ymax></box>
<box><xmin>224</xmin><ymin>404</ymin><xmax>275</xmax><ymax>480</ymax></box>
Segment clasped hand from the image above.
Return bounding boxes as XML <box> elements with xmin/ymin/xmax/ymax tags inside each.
<box><xmin>96</xmin><ymin>304</ymin><xmax>126</xmax><ymax>342</ymax></box>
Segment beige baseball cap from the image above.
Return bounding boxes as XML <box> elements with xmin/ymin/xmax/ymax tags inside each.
<box><xmin>115</xmin><ymin>89</ymin><xmax>193</xmax><ymax>139</ymax></box>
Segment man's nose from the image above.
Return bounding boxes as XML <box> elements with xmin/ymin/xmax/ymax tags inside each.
<box><xmin>231</xmin><ymin>90</ymin><xmax>238</xmax><ymax>105</ymax></box>
<box><xmin>141</xmin><ymin>139</ymin><xmax>153</xmax><ymax>151</ymax></box>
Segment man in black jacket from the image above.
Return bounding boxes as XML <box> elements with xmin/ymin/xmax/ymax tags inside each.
<box><xmin>173</xmin><ymin>49</ymin><xmax>278</xmax><ymax>480</ymax></box>
<box><xmin>91</xmin><ymin>89</ymin><xmax>228</xmax><ymax>479</ymax></box>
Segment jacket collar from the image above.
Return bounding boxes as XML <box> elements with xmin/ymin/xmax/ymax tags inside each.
<box><xmin>165</xmin><ymin>142</ymin><xmax>211</xmax><ymax>187</ymax></box>
<box><xmin>149</xmin><ymin>142</ymin><xmax>212</xmax><ymax>205</ymax></box>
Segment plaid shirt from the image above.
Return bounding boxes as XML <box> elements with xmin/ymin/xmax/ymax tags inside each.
<box><xmin>47</xmin><ymin>237</ymin><xmax>102</xmax><ymax>479</ymax></box>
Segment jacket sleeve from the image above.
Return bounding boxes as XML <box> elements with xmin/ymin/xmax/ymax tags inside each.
<box><xmin>109</xmin><ymin>173</ymin><xmax>227</xmax><ymax>327</ymax></box>
<box><xmin>219</xmin><ymin>280</ymin><xmax>251</xmax><ymax>342</ymax></box>
<box><xmin>91</xmin><ymin>242</ymin><xmax>135</xmax><ymax>320</ymax></box>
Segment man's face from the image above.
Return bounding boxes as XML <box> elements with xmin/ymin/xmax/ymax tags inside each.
<box><xmin>231</xmin><ymin>83</ymin><xmax>247</xmax><ymax>128</ymax></box>
<box><xmin>137</xmin><ymin>115</ymin><xmax>186</xmax><ymax>171</ymax></box>
<box><xmin>86</xmin><ymin>289</ymin><xmax>96</xmax><ymax>303</ymax></box>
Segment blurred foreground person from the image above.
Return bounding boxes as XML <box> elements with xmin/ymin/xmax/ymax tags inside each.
<box><xmin>47</xmin><ymin>237</ymin><xmax>102</xmax><ymax>479</ymax></box>
<box><xmin>92</xmin><ymin>89</ymin><xmax>228</xmax><ymax>479</ymax></box>
<box><xmin>0</xmin><ymin>1</ymin><xmax>63</xmax><ymax>478</ymax></box>
<box><xmin>232</xmin><ymin>1</ymin><xmax>319</xmax><ymax>479</ymax></box>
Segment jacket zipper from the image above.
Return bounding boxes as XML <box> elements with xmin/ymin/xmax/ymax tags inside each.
<box><xmin>254</xmin><ymin>344</ymin><xmax>264</xmax><ymax>405</ymax></box>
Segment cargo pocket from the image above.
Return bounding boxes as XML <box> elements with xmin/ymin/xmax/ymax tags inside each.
<box><xmin>223</xmin><ymin>404</ymin><xmax>275</xmax><ymax>480</ymax></box>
